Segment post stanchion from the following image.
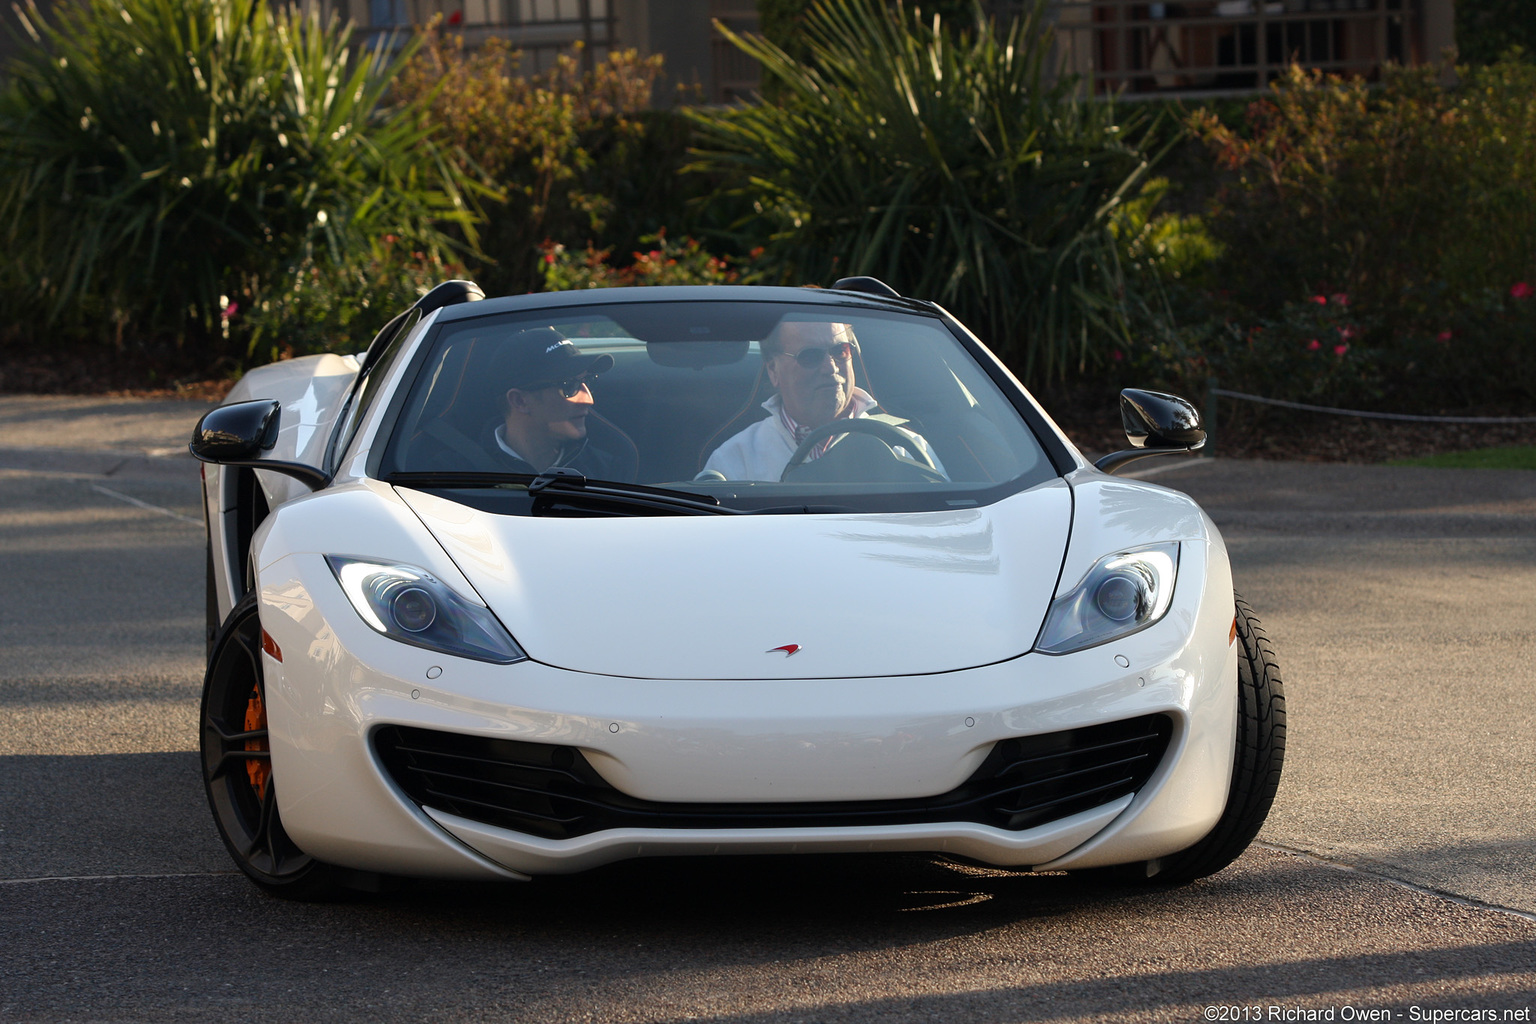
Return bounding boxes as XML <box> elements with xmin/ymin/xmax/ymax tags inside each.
<box><xmin>1203</xmin><ymin>376</ymin><xmax>1218</xmax><ymax>457</ymax></box>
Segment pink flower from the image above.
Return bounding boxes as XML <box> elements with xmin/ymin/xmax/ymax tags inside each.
<box><xmin>1330</xmin><ymin>292</ymin><xmax>1350</xmax><ymax>306</ymax></box>
<box><xmin>1436</xmin><ymin>330</ymin><xmax>1453</xmax><ymax>343</ymax></box>
<box><xmin>1334</xmin><ymin>343</ymin><xmax>1349</xmax><ymax>357</ymax></box>
<box><xmin>1512</xmin><ymin>281</ymin><xmax>1534</xmax><ymax>300</ymax></box>
<box><xmin>1337</xmin><ymin>325</ymin><xmax>1357</xmax><ymax>340</ymax></box>
<box><xmin>1307</xmin><ymin>339</ymin><xmax>1322</xmax><ymax>351</ymax></box>
<box><xmin>1311</xmin><ymin>295</ymin><xmax>1328</xmax><ymax>305</ymax></box>
<box><xmin>220</xmin><ymin>301</ymin><xmax>239</xmax><ymax>321</ymax></box>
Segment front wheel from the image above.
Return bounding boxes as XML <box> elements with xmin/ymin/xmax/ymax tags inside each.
<box><xmin>1087</xmin><ymin>593</ymin><xmax>1286</xmax><ymax>885</ymax></box>
<box><xmin>201</xmin><ymin>595</ymin><xmax>340</xmax><ymax>900</ymax></box>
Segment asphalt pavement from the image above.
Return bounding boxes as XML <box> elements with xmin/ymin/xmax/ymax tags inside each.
<box><xmin>1</xmin><ymin>393</ymin><xmax>1533</xmax><ymax>1023</ymax></box>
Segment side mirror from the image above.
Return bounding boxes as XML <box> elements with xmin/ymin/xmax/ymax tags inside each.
<box><xmin>190</xmin><ymin>400</ymin><xmax>281</xmax><ymax>462</ymax></box>
<box><xmin>1094</xmin><ymin>389</ymin><xmax>1206</xmax><ymax>475</ymax></box>
<box><xmin>190</xmin><ymin>400</ymin><xmax>329</xmax><ymax>490</ymax></box>
<box><xmin>1121</xmin><ymin>389</ymin><xmax>1206</xmax><ymax>450</ymax></box>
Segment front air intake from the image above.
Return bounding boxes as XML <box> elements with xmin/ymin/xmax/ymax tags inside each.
<box><xmin>374</xmin><ymin>714</ymin><xmax>1172</xmax><ymax>841</ymax></box>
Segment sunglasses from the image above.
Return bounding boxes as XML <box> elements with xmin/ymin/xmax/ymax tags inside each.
<box><xmin>521</xmin><ymin>375</ymin><xmax>595</xmax><ymax>398</ymax></box>
<box><xmin>782</xmin><ymin>340</ymin><xmax>856</xmax><ymax>368</ymax></box>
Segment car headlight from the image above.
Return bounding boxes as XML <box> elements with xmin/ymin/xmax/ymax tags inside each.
<box><xmin>325</xmin><ymin>556</ymin><xmax>527</xmax><ymax>665</ymax></box>
<box><xmin>1035</xmin><ymin>543</ymin><xmax>1179</xmax><ymax>654</ymax></box>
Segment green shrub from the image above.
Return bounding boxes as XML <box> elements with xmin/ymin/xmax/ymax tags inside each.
<box><xmin>539</xmin><ymin>233</ymin><xmax>753</xmax><ymax>290</ymax></box>
<box><xmin>1455</xmin><ymin>1</ymin><xmax>1535</xmax><ymax>66</ymax></box>
<box><xmin>1390</xmin><ymin>281</ymin><xmax>1536</xmax><ymax>408</ymax></box>
<box><xmin>1187</xmin><ymin>58</ymin><xmax>1536</xmax><ymax>409</ymax></box>
<box><xmin>1111</xmin><ymin>177</ymin><xmax>1221</xmax><ymax>289</ymax></box>
<box><xmin>391</xmin><ymin>30</ymin><xmax>710</xmax><ymax>295</ymax></box>
<box><xmin>240</xmin><ymin>239</ymin><xmax>469</xmax><ymax>364</ymax></box>
<box><xmin>690</xmin><ymin>0</ymin><xmax>1168</xmax><ymax>385</ymax></box>
<box><xmin>0</xmin><ymin>0</ymin><xmax>477</xmax><ymax>354</ymax></box>
<box><xmin>1190</xmin><ymin>59</ymin><xmax>1536</xmax><ymax>331</ymax></box>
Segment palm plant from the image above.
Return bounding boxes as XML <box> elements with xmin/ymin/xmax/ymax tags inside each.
<box><xmin>687</xmin><ymin>0</ymin><xmax>1166</xmax><ymax>383</ymax></box>
<box><xmin>0</xmin><ymin>0</ymin><xmax>478</xmax><ymax>349</ymax></box>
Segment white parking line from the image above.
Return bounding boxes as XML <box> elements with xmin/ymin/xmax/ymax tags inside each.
<box><xmin>89</xmin><ymin>483</ymin><xmax>201</xmax><ymax>527</ymax></box>
<box><xmin>0</xmin><ymin>871</ymin><xmax>238</xmax><ymax>886</ymax></box>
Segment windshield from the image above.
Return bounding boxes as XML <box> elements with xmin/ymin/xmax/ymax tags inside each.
<box><xmin>376</xmin><ymin>300</ymin><xmax>1056</xmax><ymax>514</ymax></box>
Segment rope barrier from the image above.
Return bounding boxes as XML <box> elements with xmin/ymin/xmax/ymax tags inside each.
<box><xmin>1208</xmin><ymin>388</ymin><xmax>1536</xmax><ymax>425</ymax></box>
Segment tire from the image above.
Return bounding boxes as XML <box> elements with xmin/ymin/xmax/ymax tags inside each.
<box><xmin>204</xmin><ymin>537</ymin><xmax>219</xmax><ymax>659</ymax></box>
<box><xmin>1086</xmin><ymin>593</ymin><xmax>1286</xmax><ymax>885</ymax></box>
<box><xmin>200</xmin><ymin>594</ymin><xmax>341</xmax><ymax>900</ymax></box>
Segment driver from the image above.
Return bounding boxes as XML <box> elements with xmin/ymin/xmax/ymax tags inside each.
<box><xmin>701</xmin><ymin>319</ymin><xmax>944</xmax><ymax>481</ymax></box>
<box><xmin>490</xmin><ymin>327</ymin><xmax>624</xmax><ymax>477</ymax></box>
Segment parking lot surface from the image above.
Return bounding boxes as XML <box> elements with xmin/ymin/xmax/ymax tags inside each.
<box><xmin>2</xmin><ymin>394</ymin><xmax>1532</xmax><ymax>1023</ymax></box>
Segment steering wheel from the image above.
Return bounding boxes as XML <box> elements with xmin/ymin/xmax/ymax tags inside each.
<box><xmin>780</xmin><ymin>418</ymin><xmax>943</xmax><ymax>482</ymax></box>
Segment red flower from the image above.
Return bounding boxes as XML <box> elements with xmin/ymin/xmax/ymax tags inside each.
<box><xmin>1111</xmin><ymin>349</ymin><xmax>1124</xmax><ymax>362</ymax></box>
<box><xmin>1337</xmin><ymin>325</ymin><xmax>1357</xmax><ymax>341</ymax></box>
<box><xmin>1310</xmin><ymin>295</ymin><xmax>1327</xmax><ymax>305</ymax></box>
<box><xmin>1512</xmin><ymin>281</ymin><xmax>1534</xmax><ymax>300</ymax></box>
<box><xmin>1436</xmin><ymin>330</ymin><xmax>1453</xmax><ymax>343</ymax></box>
<box><xmin>544</xmin><ymin>252</ymin><xmax>555</xmax><ymax>264</ymax></box>
<box><xmin>446</xmin><ymin>9</ymin><xmax>462</xmax><ymax>24</ymax></box>
<box><xmin>1333</xmin><ymin>343</ymin><xmax>1349</xmax><ymax>357</ymax></box>
<box><xmin>1307</xmin><ymin>339</ymin><xmax>1322</xmax><ymax>351</ymax></box>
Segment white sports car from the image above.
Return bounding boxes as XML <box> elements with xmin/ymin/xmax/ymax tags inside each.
<box><xmin>192</xmin><ymin>278</ymin><xmax>1284</xmax><ymax>899</ymax></box>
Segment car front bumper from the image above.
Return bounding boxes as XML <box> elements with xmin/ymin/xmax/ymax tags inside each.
<box><xmin>257</xmin><ymin>542</ymin><xmax>1238</xmax><ymax>880</ymax></box>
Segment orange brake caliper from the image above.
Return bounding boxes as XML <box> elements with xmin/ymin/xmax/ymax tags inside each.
<box><xmin>244</xmin><ymin>687</ymin><xmax>271</xmax><ymax>801</ymax></box>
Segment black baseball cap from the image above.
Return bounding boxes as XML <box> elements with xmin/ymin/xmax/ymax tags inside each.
<box><xmin>493</xmin><ymin>327</ymin><xmax>614</xmax><ymax>391</ymax></box>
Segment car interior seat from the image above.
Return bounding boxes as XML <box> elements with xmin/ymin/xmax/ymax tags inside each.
<box><xmin>397</xmin><ymin>334</ymin><xmax>640</xmax><ymax>481</ymax></box>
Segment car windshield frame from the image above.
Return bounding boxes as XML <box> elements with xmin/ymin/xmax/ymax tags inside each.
<box><xmin>369</xmin><ymin>295</ymin><xmax>1067</xmax><ymax>515</ymax></box>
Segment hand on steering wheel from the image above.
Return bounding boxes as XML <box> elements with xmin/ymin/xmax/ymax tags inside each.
<box><xmin>780</xmin><ymin>417</ymin><xmax>942</xmax><ymax>482</ymax></box>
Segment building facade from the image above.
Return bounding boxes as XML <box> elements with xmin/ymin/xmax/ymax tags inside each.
<box><xmin>2</xmin><ymin>0</ymin><xmax>1455</xmax><ymax>101</ymax></box>
<box><xmin>329</xmin><ymin>0</ymin><xmax>1455</xmax><ymax>102</ymax></box>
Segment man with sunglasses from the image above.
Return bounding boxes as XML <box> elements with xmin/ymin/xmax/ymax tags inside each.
<box><xmin>491</xmin><ymin>327</ymin><xmax>626</xmax><ymax>477</ymax></box>
<box><xmin>702</xmin><ymin>319</ymin><xmax>945</xmax><ymax>481</ymax></box>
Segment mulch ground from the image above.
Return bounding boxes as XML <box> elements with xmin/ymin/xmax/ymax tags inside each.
<box><xmin>0</xmin><ymin>338</ymin><xmax>236</xmax><ymax>403</ymax></box>
<box><xmin>5</xmin><ymin>340</ymin><xmax>1533</xmax><ymax>464</ymax></box>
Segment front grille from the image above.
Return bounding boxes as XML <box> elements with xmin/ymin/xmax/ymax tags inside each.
<box><xmin>374</xmin><ymin>714</ymin><xmax>1172</xmax><ymax>841</ymax></box>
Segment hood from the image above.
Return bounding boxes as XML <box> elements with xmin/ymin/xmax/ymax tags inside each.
<box><xmin>397</xmin><ymin>482</ymin><xmax>1072</xmax><ymax>680</ymax></box>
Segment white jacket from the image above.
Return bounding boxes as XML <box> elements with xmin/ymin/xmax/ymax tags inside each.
<box><xmin>702</xmin><ymin>392</ymin><xmax>946</xmax><ymax>482</ymax></box>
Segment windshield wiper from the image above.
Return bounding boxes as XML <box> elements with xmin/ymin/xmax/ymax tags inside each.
<box><xmin>528</xmin><ymin>468</ymin><xmax>742</xmax><ymax>516</ymax></box>
<box><xmin>384</xmin><ymin>469</ymin><xmax>742</xmax><ymax>517</ymax></box>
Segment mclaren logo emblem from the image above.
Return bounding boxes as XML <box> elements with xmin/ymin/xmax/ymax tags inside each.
<box><xmin>767</xmin><ymin>644</ymin><xmax>801</xmax><ymax>657</ymax></box>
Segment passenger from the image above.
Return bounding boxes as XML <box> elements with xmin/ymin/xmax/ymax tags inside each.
<box><xmin>702</xmin><ymin>320</ymin><xmax>945</xmax><ymax>481</ymax></box>
<box><xmin>490</xmin><ymin>327</ymin><xmax>625</xmax><ymax>477</ymax></box>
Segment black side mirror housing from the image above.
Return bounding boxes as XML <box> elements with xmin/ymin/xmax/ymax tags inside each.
<box><xmin>1094</xmin><ymin>389</ymin><xmax>1206</xmax><ymax>475</ymax></box>
<box><xmin>1121</xmin><ymin>389</ymin><xmax>1206</xmax><ymax>450</ymax></box>
<box><xmin>190</xmin><ymin>400</ymin><xmax>281</xmax><ymax>462</ymax></box>
<box><xmin>189</xmin><ymin>400</ymin><xmax>328</xmax><ymax>490</ymax></box>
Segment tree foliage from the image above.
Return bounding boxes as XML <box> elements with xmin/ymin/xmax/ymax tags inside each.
<box><xmin>1190</xmin><ymin>59</ymin><xmax>1536</xmax><ymax>327</ymax></box>
<box><xmin>391</xmin><ymin>28</ymin><xmax>690</xmax><ymax>295</ymax></box>
<box><xmin>1454</xmin><ymin>0</ymin><xmax>1535</xmax><ymax>66</ymax></box>
<box><xmin>691</xmin><ymin>0</ymin><xmax>1166</xmax><ymax>384</ymax></box>
<box><xmin>0</xmin><ymin>0</ymin><xmax>477</xmax><ymax>349</ymax></box>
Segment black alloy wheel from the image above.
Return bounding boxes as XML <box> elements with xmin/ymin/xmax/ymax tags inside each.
<box><xmin>201</xmin><ymin>594</ymin><xmax>339</xmax><ymax>899</ymax></box>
